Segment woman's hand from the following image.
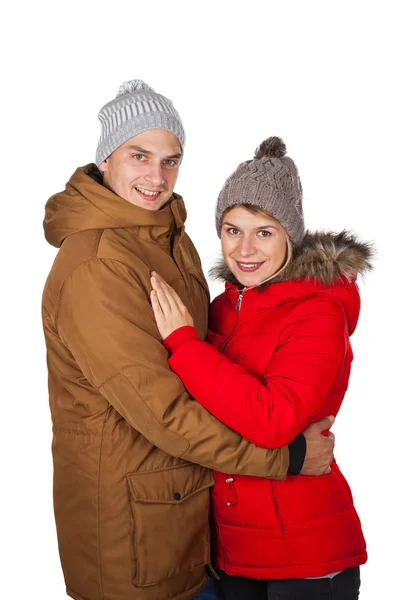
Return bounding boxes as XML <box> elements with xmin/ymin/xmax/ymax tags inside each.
<box><xmin>150</xmin><ymin>271</ymin><xmax>194</xmax><ymax>340</ymax></box>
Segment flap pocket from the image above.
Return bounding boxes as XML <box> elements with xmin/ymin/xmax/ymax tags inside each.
<box><xmin>127</xmin><ymin>462</ymin><xmax>214</xmax><ymax>504</ymax></box>
<box><xmin>126</xmin><ymin>463</ymin><xmax>214</xmax><ymax>587</ymax></box>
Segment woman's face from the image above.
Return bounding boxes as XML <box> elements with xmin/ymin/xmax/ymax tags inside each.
<box><xmin>221</xmin><ymin>206</ymin><xmax>288</xmax><ymax>287</ymax></box>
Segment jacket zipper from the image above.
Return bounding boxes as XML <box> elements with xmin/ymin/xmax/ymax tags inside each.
<box><xmin>219</xmin><ymin>289</ymin><xmax>244</xmax><ymax>352</ymax></box>
<box><xmin>271</xmin><ymin>483</ymin><xmax>284</xmax><ymax>535</ymax></box>
<box><xmin>170</xmin><ymin>229</ymin><xmax>210</xmax><ymax>318</ymax></box>
<box><xmin>235</xmin><ymin>290</ymin><xmax>244</xmax><ymax>311</ymax></box>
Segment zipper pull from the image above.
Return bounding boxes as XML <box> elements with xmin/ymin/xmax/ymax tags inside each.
<box><xmin>235</xmin><ymin>290</ymin><xmax>243</xmax><ymax>311</ymax></box>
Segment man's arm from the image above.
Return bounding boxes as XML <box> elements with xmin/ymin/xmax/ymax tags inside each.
<box><xmin>56</xmin><ymin>258</ymin><xmax>289</xmax><ymax>479</ymax></box>
<box><xmin>163</xmin><ymin>299</ymin><xmax>345</xmax><ymax>448</ymax></box>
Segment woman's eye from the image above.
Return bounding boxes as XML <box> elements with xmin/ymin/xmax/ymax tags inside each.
<box><xmin>258</xmin><ymin>230</ymin><xmax>271</xmax><ymax>237</ymax></box>
<box><xmin>227</xmin><ymin>228</ymin><xmax>240</xmax><ymax>235</ymax></box>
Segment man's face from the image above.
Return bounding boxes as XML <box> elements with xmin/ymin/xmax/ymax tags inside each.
<box><xmin>99</xmin><ymin>129</ymin><xmax>182</xmax><ymax>210</ymax></box>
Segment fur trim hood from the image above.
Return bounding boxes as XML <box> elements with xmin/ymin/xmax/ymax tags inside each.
<box><xmin>210</xmin><ymin>230</ymin><xmax>374</xmax><ymax>288</ymax></box>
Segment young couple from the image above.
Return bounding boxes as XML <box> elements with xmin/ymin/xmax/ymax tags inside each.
<box><xmin>43</xmin><ymin>79</ymin><xmax>370</xmax><ymax>600</ymax></box>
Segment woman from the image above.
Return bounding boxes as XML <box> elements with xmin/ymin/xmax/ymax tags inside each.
<box><xmin>150</xmin><ymin>137</ymin><xmax>371</xmax><ymax>599</ymax></box>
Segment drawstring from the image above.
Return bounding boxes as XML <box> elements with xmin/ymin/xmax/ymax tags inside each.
<box><xmin>225</xmin><ymin>477</ymin><xmax>237</xmax><ymax>507</ymax></box>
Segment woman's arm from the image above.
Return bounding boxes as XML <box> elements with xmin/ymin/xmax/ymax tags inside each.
<box><xmin>151</xmin><ymin>272</ymin><xmax>345</xmax><ymax>449</ymax></box>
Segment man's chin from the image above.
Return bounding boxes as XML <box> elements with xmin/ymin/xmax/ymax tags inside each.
<box><xmin>125</xmin><ymin>190</ymin><xmax>167</xmax><ymax>211</ymax></box>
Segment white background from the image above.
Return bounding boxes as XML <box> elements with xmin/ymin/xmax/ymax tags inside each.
<box><xmin>2</xmin><ymin>1</ymin><xmax>399</xmax><ymax>599</ymax></box>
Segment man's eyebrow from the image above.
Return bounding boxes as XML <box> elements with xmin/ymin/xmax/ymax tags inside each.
<box><xmin>126</xmin><ymin>145</ymin><xmax>182</xmax><ymax>160</ymax></box>
<box><xmin>127</xmin><ymin>145</ymin><xmax>152</xmax><ymax>154</ymax></box>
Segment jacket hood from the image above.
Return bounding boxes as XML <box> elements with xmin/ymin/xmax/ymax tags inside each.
<box><xmin>44</xmin><ymin>163</ymin><xmax>187</xmax><ymax>248</ymax></box>
<box><xmin>211</xmin><ymin>230</ymin><xmax>374</xmax><ymax>335</ymax></box>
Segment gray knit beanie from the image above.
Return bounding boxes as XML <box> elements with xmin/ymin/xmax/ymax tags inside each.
<box><xmin>95</xmin><ymin>80</ymin><xmax>185</xmax><ymax>166</ymax></box>
<box><xmin>216</xmin><ymin>137</ymin><xmax>305</xmax><ymax>247</ymax></box>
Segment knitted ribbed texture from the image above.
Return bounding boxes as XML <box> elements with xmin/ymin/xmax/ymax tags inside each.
<box><xmin>216</xmin><ymin>137</ymin><xmax>305</xmax><ymax>247</ymax></box>
<box><xmin>95</xmin><ymin>80</ymin><xmax>185</xmax><ymax>165</ymax></box>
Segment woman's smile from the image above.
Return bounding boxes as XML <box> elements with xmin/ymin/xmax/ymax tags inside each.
<box><xmin>235</xmin><ymin>260</ymin><xmax>266</xmax><ymax>273</ymax></box>
<box><xmin>221</xmin><ymin>206</ymin><xmax>288</xmax><ymax>287</ymax></box>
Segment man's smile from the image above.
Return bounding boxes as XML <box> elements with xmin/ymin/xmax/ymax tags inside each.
<box><xmin>134</xmin><ymin>186</ymin><xmax>163</xmax><ymax>201</ymax></box>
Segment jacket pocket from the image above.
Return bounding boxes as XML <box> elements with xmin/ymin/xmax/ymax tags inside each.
<box><xmin>126</xmin><ymin>463</ymin><xmax>214</xmax><ymax>587</ymax></box>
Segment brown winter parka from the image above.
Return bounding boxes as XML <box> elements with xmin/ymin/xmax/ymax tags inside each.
<box><xmin>42</xmin><ymin>165</ymin><xmax>288</xmax><ymax>600</ymax></box>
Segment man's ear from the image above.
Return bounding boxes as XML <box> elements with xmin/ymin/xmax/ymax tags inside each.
<box><xmin>99</xmin><ymin>160</ymin><xmax>107</xmax><ymax>173</ymax></box>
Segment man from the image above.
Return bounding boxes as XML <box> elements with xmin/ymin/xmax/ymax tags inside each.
<box><xmin>42</xmin><ymin>80</ymin><xmax>334</xmax><ymax>600</ymax></box>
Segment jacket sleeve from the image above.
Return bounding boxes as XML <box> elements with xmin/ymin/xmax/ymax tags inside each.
<box><xmin>165</xmin><ymin>297</ymin><xmax>347</xmax><ymax>448</ymax></box>
<box><xmin>56</xmin><ymin>258</ymin><xmax>288</xmax><ymax>478</ymax></box>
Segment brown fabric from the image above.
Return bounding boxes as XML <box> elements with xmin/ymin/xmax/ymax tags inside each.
<box><xmin>42</xmin><ymin>165</ymin><xmax>289</xmax><ymax>600</ymax></box>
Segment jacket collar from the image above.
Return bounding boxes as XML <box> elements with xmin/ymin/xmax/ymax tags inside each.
<box><xmin>212</xmin><ymin>231</ymin><xmax>373</xmax><ymax>335</ymax></box>
<box><xmin>44</xmin><ymin>164</ymin><xmax>187</xmax><ymax>248</ymax></box>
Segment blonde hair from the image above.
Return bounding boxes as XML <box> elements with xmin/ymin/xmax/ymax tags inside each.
<box><xmin>262</xmin><ymin>234</ymin><xmax>292</xmax><ymax>285</ymax></box>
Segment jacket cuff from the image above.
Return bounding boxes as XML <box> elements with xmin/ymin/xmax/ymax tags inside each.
<box><xmin>163</xmin><ymin>326</ymin><xmax>198</xmax><ymax>354</ymax></box>
<box><xmin>288</xmin><ymin>433</ymin><xmax>306</xmax><ymax>475</ymax></box>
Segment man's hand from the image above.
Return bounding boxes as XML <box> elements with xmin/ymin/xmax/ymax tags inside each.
<box><xmin>300</xmin><ymin>416</ymin><xmax>335</xmax><ymax>476</ymax></box>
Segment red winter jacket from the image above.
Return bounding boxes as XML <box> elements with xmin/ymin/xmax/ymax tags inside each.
<box><xmin>164</xmin><ymin>231</ymin><xmax>370</xmax><ymax>579</ymax></box>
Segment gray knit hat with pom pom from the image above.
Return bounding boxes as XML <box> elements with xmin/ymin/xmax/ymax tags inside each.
<box><xmin>216</xmin><ymin>137</ymin><xmax>305</xmax><ymax>246</ymax></box>
<box><xmin>95</xmin><ymin>80</ymin><xmax>185</xmax><ymax>166</ymax></box>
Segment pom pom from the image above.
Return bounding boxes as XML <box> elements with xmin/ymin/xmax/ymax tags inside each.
<box><xmin>116</xmin><ymin>80</ymin><xmax>154</xmax><ymax>98</ymax></box>
<box><xmin>254</xmin><ymin>137</ymin><xmax>286</xmax><ymax>159</ymax></box>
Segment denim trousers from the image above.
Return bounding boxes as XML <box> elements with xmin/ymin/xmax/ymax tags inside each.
<box><xmin>217</xmin><ymin>567</ymin><xmax>361</xmax><ymax>600</ymax></box>
<box><xmin>190</xmin><ymin>575</ymin><xmax>224</xmax><ymax>600</ymax></box>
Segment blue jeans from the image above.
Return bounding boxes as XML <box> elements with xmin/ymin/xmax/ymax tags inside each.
<box><xmin>191</xmin><ymin>574</ymin><xmax>224</xmax><ymax>600</ymax></box>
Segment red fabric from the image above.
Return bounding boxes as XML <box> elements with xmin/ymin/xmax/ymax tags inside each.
<box><xmin>165</xmin><ymin>276</ymin><xmax>367</xmax><ymax>579</ymax></box>
<box><xmin>164</xmin><ymin>326</ymin><xmax>198</xmax><ymax>354</ymax></box>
